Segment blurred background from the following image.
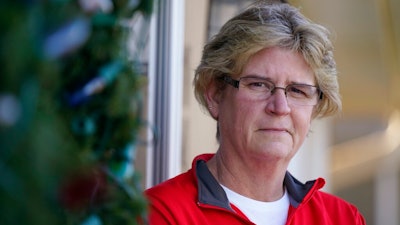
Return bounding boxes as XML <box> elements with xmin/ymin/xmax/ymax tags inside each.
<box><xmin>137</xmin><ymin>1</ymin><xmax>400</xmax><ymax>225</ymax></box>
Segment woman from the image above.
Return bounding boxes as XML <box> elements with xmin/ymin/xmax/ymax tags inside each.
<box><xmin>145</xmin><ymin>1</ymin><xmax>366</xmax><ymax>225</ymax></box>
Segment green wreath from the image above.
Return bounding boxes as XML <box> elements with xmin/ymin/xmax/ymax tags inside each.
<box><xmin>0</xmin><ymin>0</ymin><xmax>153</xmax><ymax>224</ymax></box>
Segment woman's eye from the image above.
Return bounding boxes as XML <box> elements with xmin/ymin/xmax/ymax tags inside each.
<box><xmin>292</xmin><ymin>87</ymin><xmax>304</xmax><ymax>94</ymax></box>
<box><xmin>250</xmin><ymin>82</ymin><xmax>265</xmax><ymax>87</ymax></box>
<box><xmin>248</xmin><ymin>81</ymin><xmax>272</xmax><ymax>90</ymax></box>
<box><xmin>289</xmin><ymin>86</ymin><xmax>308</xmax><ymax>97</ymax></box>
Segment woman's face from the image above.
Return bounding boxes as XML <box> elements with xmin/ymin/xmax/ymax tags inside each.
<box><xmin>209</xmin><ymin>47</ymin><xmax>316</xmax><ymax>164</ymax></box>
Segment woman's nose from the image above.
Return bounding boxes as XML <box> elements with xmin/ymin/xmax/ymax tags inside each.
<box><xmin>265</xmin><ymin>88</ymin><xmax>291</xmax><ymax>115</ymax></box>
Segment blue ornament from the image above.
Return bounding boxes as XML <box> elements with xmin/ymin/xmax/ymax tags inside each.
<box><xmin>71</xmin><ymin>116</ymin><xmax>96</xmax><ymax>136</ymax></box>
<box><xmin>109</xmin><ymin>143</ymin><xmax>137</xmax><ymax>179</ymax></box>
<box><xmin>66</xmin><ymin>61</ymin><xmax>123</xmax><ymax>107</ymax></box>
<box><xmin>0</xmin><ymin>94</ymin><xmax>21</xmax><ymax>127</ymax></box>
<box><xmin>44</xmin><ymin>18</ymin><xmax>91</xmax><ymax>59</ymax></box>
<box><xmin>81</xmin><ymin>214</ymin><xmax>102</xmax><ymax>225</ymax></box>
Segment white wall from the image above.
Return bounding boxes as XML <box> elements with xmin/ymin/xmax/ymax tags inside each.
<box><xmin>182</xmin><ymin>0</ymin><xmax>218</xmax><ymax>171</ymax></box>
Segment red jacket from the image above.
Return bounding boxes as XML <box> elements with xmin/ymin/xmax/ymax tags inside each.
<box><xmin>145</xmin><ymin>154</ymin><xmax>366</xmax><ymax>225</ymax></box>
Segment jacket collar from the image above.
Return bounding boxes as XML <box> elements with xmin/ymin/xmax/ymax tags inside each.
<box><xmin>194</xmin><ymin>154</ymin><xmax>325</xmax><ymax>210</ymax></box>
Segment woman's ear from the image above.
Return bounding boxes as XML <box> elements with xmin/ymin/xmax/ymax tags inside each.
<box><xmin>204</xmin><ymin>80</ymin><xmax>221</xmax><ymax>120</ymax></box>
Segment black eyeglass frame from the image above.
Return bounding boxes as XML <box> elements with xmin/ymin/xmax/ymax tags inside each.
<box><xmin>220</xmin><ymin>75</ymin><xmax>324</xmax><ymax>101</ymax></box>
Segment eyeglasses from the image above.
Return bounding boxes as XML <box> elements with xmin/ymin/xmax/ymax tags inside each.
<box><xmin>221</xmin><ymin>76</ymin><xmax>322</xmax><ymax>106</ymax></box>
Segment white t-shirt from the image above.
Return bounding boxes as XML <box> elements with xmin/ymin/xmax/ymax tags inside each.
<box><xmin>221</xmin><ymin>185</ymin><xmax>290</xmax><ymax>225</ymax></box>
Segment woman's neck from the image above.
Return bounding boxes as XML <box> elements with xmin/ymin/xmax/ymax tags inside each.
<box><xmin>207</xmin><ymin>150</ymin><xmax>288</xmax><ymax>202</ymax></box>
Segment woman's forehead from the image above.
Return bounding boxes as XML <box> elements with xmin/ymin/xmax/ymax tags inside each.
<box><xmin>239</xmin><ymin>47</ymin><xmax>315</xmax><ymax>83</ymax></box>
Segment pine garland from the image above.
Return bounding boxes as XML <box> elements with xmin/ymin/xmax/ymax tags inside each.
<box><xmin>0</xmin><ymin>0</ymin><xmax>153</xmax><ymax>224</ymax></box>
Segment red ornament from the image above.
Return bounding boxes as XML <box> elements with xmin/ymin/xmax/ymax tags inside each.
<box><xmin>59</xmin><ymin>167</ymin><xmax>108</xmax><ymax>211</ymax></box>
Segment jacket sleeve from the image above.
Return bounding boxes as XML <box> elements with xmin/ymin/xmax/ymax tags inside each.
<box><xmin>145</xmin><ymin>194</ymin><xmax>177</xmax><ymax>225</ymax></box>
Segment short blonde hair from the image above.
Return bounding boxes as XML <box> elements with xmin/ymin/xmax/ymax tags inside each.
<box><xmin>194</xmin><ymin>1</ymin><xmax>341</xmax><ymax>118</ymax></box>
